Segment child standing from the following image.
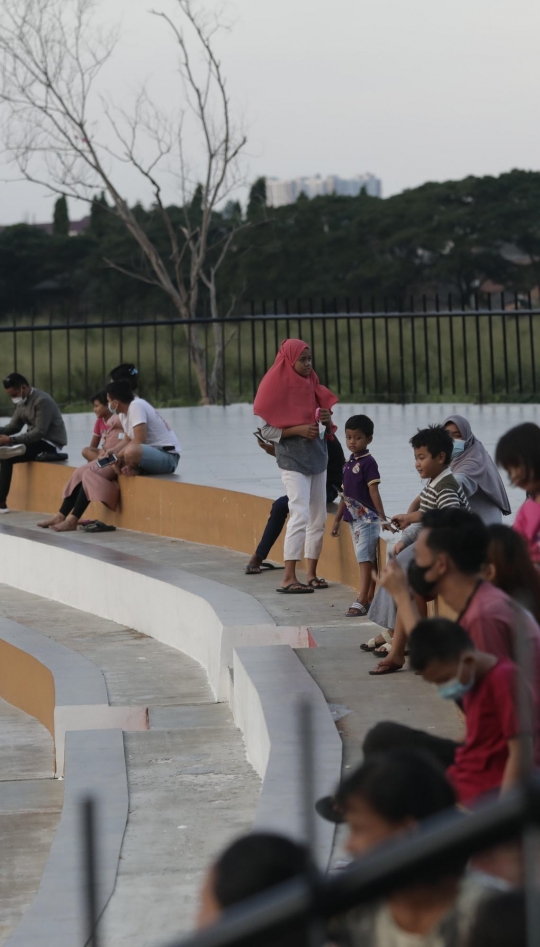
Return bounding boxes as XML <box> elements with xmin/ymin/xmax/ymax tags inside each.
<box><xmin>496</xmin><ymin>422</ymin><xmax>540</xmax><ymax>565</ymax></box>
<box><xmin>332</xmin><ymin>415</ymin><xmax>388</xmax><ymax>617</ymax></box>
<box><xmin>254</xmin><ymin>339</ymin><xmax>338</xmax><ymax>594</ymax></box>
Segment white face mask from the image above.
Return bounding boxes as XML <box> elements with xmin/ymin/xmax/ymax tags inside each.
<box><xmin>12</xmin><ymin>396</ymin><xmax>26</xmax><ymax>405</ymax></box>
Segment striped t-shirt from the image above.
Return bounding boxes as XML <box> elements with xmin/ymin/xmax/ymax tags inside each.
<box><xmin>402</xmin><ymin>469</ymin><xmax>471</xmax><ymax>547</ymax></box>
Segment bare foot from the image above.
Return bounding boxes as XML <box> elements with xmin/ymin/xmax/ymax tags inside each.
<box><xmin>121</xmin><ymin>465</ymin><xmax>139</xmax><ymax>477</ymax></box>
<box><xmin>50</xmin><ymin>514</ymin><xmax>79</xmax><ymax>532</ymax></box>
<box><xmin>37</xmin><ymin>513</ymin><xmax>65</xmax><ymax>529</ymax></box>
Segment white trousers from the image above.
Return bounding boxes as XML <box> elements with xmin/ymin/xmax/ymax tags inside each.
<box><xmin>281</xmin><ymin>469</ymin><xmax>327</xmax><ymax>562</ymax></box>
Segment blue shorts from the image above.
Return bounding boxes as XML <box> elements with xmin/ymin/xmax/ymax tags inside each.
<box><xmin>138</xmin><ymin>445</ymin><xmax>180</xmax><ymax>475</ymax></box>
<box><xmin>349</xmin><ymin>519</ymin><xmax>380</xmax><ymax>564</ymax></box>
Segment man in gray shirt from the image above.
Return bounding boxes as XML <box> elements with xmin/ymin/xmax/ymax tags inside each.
<box><xmin>0</xmin><ymin>372</ymin><xmax>67</xmax><ymax>512</ymax></box>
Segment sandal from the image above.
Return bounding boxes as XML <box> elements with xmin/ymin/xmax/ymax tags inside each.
<box><xmin>307</xmin><ymin>577</ymin><xmax>329</xmax><ymax>589</ymax></box>
<box><xmin>245</xmin><ymin>562</ymin><xmax>279</xmax><ymax>575</ymax></box>
<box><xmin>369</xmin><ymin>659</ymin><xmax>404</xmax><ymax>676</ymax></box>
<box><xmin>361</xmin><ymin>628</ymin><xmax>393</xmax><ymax>653</ymax></box>
<box><xmin>276</xmin><ymin>583</ymin><xmax>314</xmax><ymax>594</ymax></box>
<box><xmin>346</xmin><ymin>601</ymin><xmax>368</xmax><ymax>617</ymax></box>
<box><xmin>82</xmin><ymin>520</ymin><xmax>116</xmax><ymax>533</ymax></box>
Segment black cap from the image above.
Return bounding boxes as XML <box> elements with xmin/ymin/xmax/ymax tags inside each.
<box><xmin>315</xmin><ymin>794</ymin><xmax>344</xmax><ymax>824</ymax></box>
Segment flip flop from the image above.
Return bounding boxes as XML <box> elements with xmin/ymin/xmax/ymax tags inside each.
<box><xmin>82</xmin><ymin>520</ymin><xmax>116</xmax><ymax>533</ymax></box>
<box><xmin>346</xmin><ymin>601</ymin><xmax>368</xmax><ymax>617</ymax></box>
<box><xmin>369</xmin><ymin>660</ymin><xmax>404</xmax><ymax>676</ymax></box>
<box><xmin>307</xmin><ymin>578</ymin><xmax>329</xmax><ymax>589</ymax></box>
<box><xmin>245</xmin><ymin>562</ymin><xmax>280</xmax><ymax>575</ymax></box>
<box><xmin>276</xmin><ymin>584</ymin><xmax>314</xmax><ymax>594</ymax></box>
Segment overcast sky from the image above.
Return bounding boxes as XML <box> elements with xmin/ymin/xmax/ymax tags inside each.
<box><xmin>1</xmin><ymin>0</ymin><xmax>539</xmax><ymax>225</ymax></box>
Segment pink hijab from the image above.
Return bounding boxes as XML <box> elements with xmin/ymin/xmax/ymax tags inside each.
<box><xmin>253</xmin><ymin>339</ymin><xmax>338</xmax><ymax>428</ymax></box>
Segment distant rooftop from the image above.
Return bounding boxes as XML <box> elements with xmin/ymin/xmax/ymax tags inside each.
<box><xmin>266</xmin><ymin>173</ymin><xmax>382</xmax><ymax>207</ymax></box>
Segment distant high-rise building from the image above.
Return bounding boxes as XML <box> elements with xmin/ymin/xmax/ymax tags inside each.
<box><xmin>266</xmin><ymin>173</ymin><xmax>382</xmax><ymax>207</ymax></box>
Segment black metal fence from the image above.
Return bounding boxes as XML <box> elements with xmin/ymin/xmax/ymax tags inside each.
<box><xmin>1</xmin><ymin>293</ymin><xmax>539</xmax><ymax>407</ymax></box>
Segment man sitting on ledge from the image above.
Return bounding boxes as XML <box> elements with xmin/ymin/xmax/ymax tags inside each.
<box><xmin>0</xmin><ymin>372</ymin><xmax>67</xmax><ymax>514</ymax></box>
<box><xmin>105</xmin><ymin>380</ymin><xmax>181</xmax><ymax>477</ymax></box>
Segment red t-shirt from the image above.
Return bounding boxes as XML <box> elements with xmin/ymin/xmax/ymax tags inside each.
<box><xmin>447</xmin><ymin>659</ymin><xmax>524</xmax><ymax>804</ymax></box>
<box><xmin>460</xmin><ymin>582</ymin><xmax>540</xmax><ymax>696</ymax></box>
<box><xmin>93</xmin><ymin>417</ymin><xmax>109</xmax><ymax>439</ymax></box>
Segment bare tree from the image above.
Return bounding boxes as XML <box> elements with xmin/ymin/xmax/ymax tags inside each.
<box><xmin>0</xmin><ymin>0</ymin><xmax>249</xmax><ymax>403</ymax></box>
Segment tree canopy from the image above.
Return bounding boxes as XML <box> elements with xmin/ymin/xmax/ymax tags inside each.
<box><xmin>1</xmin><ymin>168</ymin><xmax>540</xmax><ymax>317</ymax></box>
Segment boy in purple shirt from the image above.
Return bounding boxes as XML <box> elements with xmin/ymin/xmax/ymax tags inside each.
<box><xmin>332</xmin><ymin>415</ymin><xmax>388</xmax><ymax>616</ymax></box>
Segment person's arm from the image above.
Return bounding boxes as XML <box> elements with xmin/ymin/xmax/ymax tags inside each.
<box><xmin>88</xmin><ymin>434</ymin><xmax>101</xmax><ymax>450</ymax></box>
<box><xmin>376</xmin><ymin>560</ymin><xmax>422</xmax><ymax>636</ymax></box>
<box><xmin>282</xmin><ymin>424</ymin><xmax>319</xmax><ymax>439</ymax></box>
<box><xmin>115</xmin><ymin>423</ymin><xmax>147</xmax><ymax>456</ymax></box>
<box><xmin>399</xmin><ymin>521</ymin><xmax>423</xmax><ymax>548</ymax></box>
<box><xmin>501</xmin><ymin>737</ymin><xmax>522</xmax><ymax>794</ymax></box>
<box><xmin>392</xmin><ymin>511</ymin><xmax>422</xmax><ymax>529</ymax></box>
<box><xmin>0</xmin><ymin>408</ymin><xmax>24</xmax><ymax>439</ymax></box>
<box><xmin>408</xmin><ymin>495</ymin><xmax>422</xmax><ymax>514</ymax></box>
<box><xmin>368</xmin><ymin>483</ymin><xmax>386</xmax><ymax>520</ymax></box>
<box><xmin>332</xmin><ymin>499</ymin><xmax>346</xmax><ymax>536</ymax></box>
<box><xmin>10</xmin><ymin>398</ymin><xmax>55</xmax><ymax>445</ymax></box>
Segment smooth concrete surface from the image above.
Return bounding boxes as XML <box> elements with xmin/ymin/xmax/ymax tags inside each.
<box><xmin>233</xmin><ymin>646</ymin><xmax>342</xmax><ymax>868</ymax></box>
<box><xmin>7</xmin><ymin>729</ymin><xmax>129</xmax><ymax>947</ymax></box>
<box><xmin>0</xmin><ymin>582</ymin><xmax>260</xmax><ymax>946</ymax></box>
<box><xmin>0</xmin><ymin>524</ymin><xmax>310</xmax><ymax>699</ymax></box>
<box><xmin>0</xmin><ymin>617</ymin><xmax>147</xmax><ymax>775</ymax></box>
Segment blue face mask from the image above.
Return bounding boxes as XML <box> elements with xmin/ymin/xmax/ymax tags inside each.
<box><xmin>451</xmin><ymin>439</ymin><xmax>465</xmax><ymax>458</ymax></box>
<box><xmin>108</xmin><ymin>402</ymin><xmax>117</xmax><ymax>415</ymax></box>
<box><xmin>437</xmin><ymin>659</ymin><xmax>475</xmax><ymax>701</ymax></box>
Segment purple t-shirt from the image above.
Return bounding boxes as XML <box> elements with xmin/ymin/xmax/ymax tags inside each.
<box><xmin>342</xmin><ymin>452</ymin><xmax>381</xmax><ymax>522</ymax></box>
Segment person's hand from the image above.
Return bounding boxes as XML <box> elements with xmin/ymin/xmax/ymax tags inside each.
<box><xmin>331</xmin><ymin>520</ymin><xmax>341</xmax><ymax>537</ymax></box>
<box><xmin>392</xmin><ymin>540</ymin><xmax>406</xmax><ymax>556</ymax></box>
<box><xmin>318</xmin><ymin>408</ymin><xmax>332</xmax><ymax>425</ymax></box>
<box><xmin>0</xmin><ymin>435</ymin><xmax>10</xmax><ymax>446</ymax></box>
<box><xmin>381</xmin><ymin>522</ymin><xmax>397</xmax><ymax>533</ymax></box>
<box><xmin>299</xmin><ymin>424</ymin><xmax>319</xmax><ymax>439</ymax></box>
<box><xmin>257</xmin><ymin>438</ymin><xmax>275</xmax><ymax>456</ymax></box>
<box><xmin>377</xmin><ymin>559</ymin><xmax>410</xmax><ymax>600</ymax></box>
<box><xmin>391</xmin><ymin>513</ymin><xmax>410</xmax><ymax>530</ymax></box>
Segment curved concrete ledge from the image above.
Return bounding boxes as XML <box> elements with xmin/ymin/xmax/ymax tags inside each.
<box><xmin>232</xmin><ymin>646</ymin><xmax>342</xmax><ymax>869</ymax></box>
<box><xmin>9</xmin><ymin>462</ymin><xmax>362</xmax><ymax>588</ymax></box>
<box><xmin>0</xmin><ymin>525</ymin><xmax>310</xmax><ymax>699</ymax></box>
<box><xmin>0</xmin><ymin>616</ymin><xmax>147</xmax><ymax>775</ymax></box>
<box><xmin>7</xmin><ymin>728</ymin><xmax>129</xmax><ymax>947</ymax></box>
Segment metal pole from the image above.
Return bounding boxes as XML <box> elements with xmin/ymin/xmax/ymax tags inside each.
<box><xmin>83</xmin><ymin>797</ymin><xmax>100</xmax><ymax>947</ymax></box>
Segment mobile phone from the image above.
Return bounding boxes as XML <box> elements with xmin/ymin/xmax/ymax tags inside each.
<box><xmin>96</xmin><ymin>453</ymin><xmax>117</xmax><ymax>468</ymax></box>
<box><xmin>253</xmin><ymin>431</ymin><xmax>268</xmax><ymax>444</ymax></box>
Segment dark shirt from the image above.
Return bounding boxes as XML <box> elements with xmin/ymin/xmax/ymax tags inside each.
<box><xmin>0</xmin><ymin>387</ymin><xmax>67</xmax><ymax>447</ymax></box>
<box><xmin>342</xmin><ymin>451</ymin><xmax>381</xmax><ymax>522</ymax></box>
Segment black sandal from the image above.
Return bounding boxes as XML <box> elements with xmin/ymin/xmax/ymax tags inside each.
<box><xmin>82</xmin><ymin>520</ymin><xmax>116</xmax><ymax>533</ymax></box>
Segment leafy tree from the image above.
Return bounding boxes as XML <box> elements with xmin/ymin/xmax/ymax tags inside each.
<box><xmin>53</xmin><ymin>196</ymin><xmax>69</xmax><ymax>237</ymax></box>
<box><xmin>247</xmin><ymin>178</ymin><xmax>266</xmax><ymax>219</ymax></box>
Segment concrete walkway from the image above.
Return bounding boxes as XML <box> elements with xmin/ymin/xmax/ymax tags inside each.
<box><xmin>6</xmin><ymin>512</ymin><xmax>463</xmax><ymax>767</ymax></box>
<box><xmin>0</xmin><ymin>572</ymin><xmax>260</xmax><ymax>946</ymax></box>
<box><xmin>0</xmin><ymin>698</ymin><xmax>63</xmax><ymax>946</ymax></box>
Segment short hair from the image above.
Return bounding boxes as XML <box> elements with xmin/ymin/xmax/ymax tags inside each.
<box><xmin>496</xmin><ymin>422</ymin><xmax>540</xmax><ymax>481</ymax></box>
<box><xmin>91</xmin><ymin>389</ymin><xmax>108</xmax><ymax>406</ymax></box>
<box><xmin>212</xmin><ymin>833</ymin><xmax>311</xmax><ymax>947</ymax></box>
<box><xmin>109</xmin><ymin>362</ymin><xmax>139</xmax><ymax>390</ymax></box>
<box><xmin>106</xmin><ymin>379</ymin><xmax>134</xmax><ymax>403</ymax></box>
<box><xmin>410</xmin><ymin>425</ymin><xmax>453</xmax><ymax>464</ymax></box>
<box><xmin>467</xmin><ymin>890</ymin><xmax>526</xmax><ymax>947</ymax></box>
<box><xmin>422</xmin><ymin>508</ymin><xmax>488</xmax><ymax>573</ymax></box>
<box><xmin>3</xmin><ymin>372</ymin><xmax>29</xmax><ymax>390</ymax></box>
<box><xmin>213</xmin><ymin>833</ymin><xmax>310</xmax><ymax>909</ymax></box>
<box><xmin>335</xmin><ymin>747</ymin><xmax>456</xmax><ymax>821</ymax></box>
<box><xmin>345</xmin><ymin>414</ymin><xmax>374</xmax><ymax>437</ymax></box>
<box><xmin>409</xmin><ymin>618</ymin><xmax>474</xmax><ymax>672</ymax></box>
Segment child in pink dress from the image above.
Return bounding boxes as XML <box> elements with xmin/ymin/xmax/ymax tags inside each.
<box><xmin>496</xmin><ymin>422</ymin><xmax>540</xmax><ymax>565</ymax></box>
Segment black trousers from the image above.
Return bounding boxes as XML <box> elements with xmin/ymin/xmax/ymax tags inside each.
<box><xmin>59</xmin><ymin>482</ymin><xmax>90</xmax><ymax>519</ymax></box>
<box><xmin>0</xmin><ymin>440</ymin><xmax>60</xmax><ymax>503</ymax></box>
<box><xmin>363</xmin><ymin>721</ymin><xmax>459</xmax><ymax>770</ymax></box>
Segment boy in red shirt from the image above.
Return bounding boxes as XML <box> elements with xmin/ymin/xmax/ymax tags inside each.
<box><xmin>408</xmin><ymin>618</ymin><xmax>538</xmax><ymax>805</ymax></box>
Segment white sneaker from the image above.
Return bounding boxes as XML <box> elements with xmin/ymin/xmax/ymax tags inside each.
<box><xmin>0</xmin><ymin>444</ymin><xmax>26</xmax><ymax>460</ymax></box>
<box><xmin>0</xmin><ymin>504</ymin><xmax>10</xmax><ymax>513</ymax></box>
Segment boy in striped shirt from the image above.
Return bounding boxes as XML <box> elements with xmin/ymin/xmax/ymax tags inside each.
<box><xmin>390</xmin><ymin>426</ymin><xmax>471</xmax><ymax>551</ymax></box>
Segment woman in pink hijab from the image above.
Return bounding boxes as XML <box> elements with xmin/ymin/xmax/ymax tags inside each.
<box><xmin>254</xmin><ymin>339</ymin><xmax>338</xmax><ymax>593</ymax></box>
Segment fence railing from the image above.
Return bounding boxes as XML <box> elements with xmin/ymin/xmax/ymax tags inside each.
<box><xmin>1</xmin><ymin>301</ymin><xmax>539</xmax><ymax>407</ymax></box>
